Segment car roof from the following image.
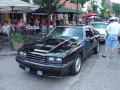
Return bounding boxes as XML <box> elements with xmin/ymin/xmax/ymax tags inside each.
<box><xmin>90</xmin><ymin>22</ymin><xmax>108</xmax><ymax>24</ymax></box>
<box><xmin>56</xmin><ymin>25</ymin><xmax>91</xmax><ymax>28</ymax></box>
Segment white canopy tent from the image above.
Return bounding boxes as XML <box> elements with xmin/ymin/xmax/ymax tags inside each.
<box><xmin>0</xmin><ymin>0</ymin><xmax>39</xmax><ymax>22</ymax></box>
<box><xmin>0</xmin><ymin>6</ymin><xmax>38</xmax><ymax>13</ymax></box>
<box><xmin>0</xmin><ymin>0</ymin><xmax>35</xmax><ymax>6</ymax></box>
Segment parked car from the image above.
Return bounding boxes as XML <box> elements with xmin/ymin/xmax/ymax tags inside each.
<box><xmin>91</xmin><ymin>22</ymin><xmax>108</xmax><ymax>42</ymax></box>
<box><xmin>16</xmin><ymin>25</ymin><xmax>100</xmax><ymax>77</ymax></box>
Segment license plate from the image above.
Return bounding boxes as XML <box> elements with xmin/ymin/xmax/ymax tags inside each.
<box><xmin>37</xmin><ymin>70</ymin><xmax>43</xmax><ymax>76</ymax></box>
<box><xmin>25</xmin><ymin>67</ymin><xmax>30</xmax><ymax>72</ymax></box>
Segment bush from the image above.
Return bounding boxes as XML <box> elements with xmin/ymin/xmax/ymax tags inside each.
<box><xmin>11</xmin><ymin>33</ymin><xmax>23</xmax><ymax>43</ymax></box>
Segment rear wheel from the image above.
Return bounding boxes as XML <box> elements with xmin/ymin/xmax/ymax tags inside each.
<box><xmin>70</xmin><ymin>55</ymin><xmax>81</xmax><ymax>75</ymax></box>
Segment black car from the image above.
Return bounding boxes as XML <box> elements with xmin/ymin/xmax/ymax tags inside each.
<box><xmin>16</xmin><ymin>25</ymin><xmax>100</xmax><ymax>77</ymax></box>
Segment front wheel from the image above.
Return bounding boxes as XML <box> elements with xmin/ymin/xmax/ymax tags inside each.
<box><xmin>94</xmin><ymin>42</ymin><xmax>100</xmax><ymax>54</ymax></box>
<box><xmin>70</xmin><ymin>55</ymin><xmax>82</xmax><ymax>75</ymax></box>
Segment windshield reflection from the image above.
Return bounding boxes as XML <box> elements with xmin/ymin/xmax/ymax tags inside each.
<box><xmin>48</xmin><ymin>27</ymin><xmax>83</xmax><ymax>41</ymax></box>
<box><xmin>91</xmin><ymin>23</ymin><xmax>107</xmax><ymax>29</ymax></box>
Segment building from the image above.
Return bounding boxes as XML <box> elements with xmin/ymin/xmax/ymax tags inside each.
<box><xmin>60</xmin><ymin>0</ymin><xmax>77</xmax><ymax>10</ymax></box>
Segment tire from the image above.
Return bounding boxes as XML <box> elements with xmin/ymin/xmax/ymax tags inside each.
<box><xmin>70</xmin><ymin>54</ymin><xmax>82</xmax><ymax>75</ymax></box>
<box><xmin>100</xmin><ymin>40</ymin><xmax>105</xmax><ymax>44</ymax></box>
<box><xmin>94</xmin><ymin>42</ymin><xmax>100</xmax><ymax>54</ymax></box>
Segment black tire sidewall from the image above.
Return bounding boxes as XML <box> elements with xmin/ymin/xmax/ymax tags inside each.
<box><xmin>94</xmin><ymin>42</ymin><xmax>100</xmax><ymax>54</ymax></box>
<box><xmin>71</xmin><ymin>54</ymin><xmax>81</xmax><ymax>75</ymax></box>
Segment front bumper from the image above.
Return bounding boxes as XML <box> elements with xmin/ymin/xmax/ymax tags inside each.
<box><xmin>100</xmin><ymin>34</ymin><xmax>106</xmax><ymax>41</ymax></box>
<box><xmin>16</xmin><ymin>55</ymin><xmax>73</xmax><ymax>77</ymax></box>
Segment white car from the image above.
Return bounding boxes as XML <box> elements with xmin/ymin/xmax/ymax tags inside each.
<box><xmin>91</xmin><ymin>22</ymin><xmax>108</xmax><ymax>42</ymax></box>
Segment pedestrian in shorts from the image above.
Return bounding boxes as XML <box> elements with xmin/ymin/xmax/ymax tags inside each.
<box><xmin>102</xmin><ymin>17</ymin><xmax>120</xmax><ymax>58</ymax></box>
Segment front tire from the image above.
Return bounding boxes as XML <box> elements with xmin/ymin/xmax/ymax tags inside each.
<box><xmin>70</xmin><ymin>55</ymin><xmax>81</xmax><ymax>75</ymax></box>
<box><xmin>94</xmin><ymin>42</ymin><xmax>100</xmax><ymax>54</ymax></box>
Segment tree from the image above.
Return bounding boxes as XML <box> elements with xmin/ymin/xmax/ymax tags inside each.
<box><xmin>22</xmin><ymin>0</ymin><xmax>30</xmax><ymax>3</ymax></box>
<box><xmin>32</xmin><ymin>0</ymin><xmax>68</xmax><ymax>33</ymax></box>
<box><xmin>112</xmin><ymin>3</ymin><xmax>120</xmax><ymax>16</ymax></box>
<box><xmin>70</xmin><ymin>0</ymin><xmax>89</xmax><ymax>7</ymax></box>
<box><xmin>70</xmin><ymin>0</ymin><xmax>89</xmax><ymax>23</ymax></box>
<box><xmin>100</xmin><ymin>0</ymin><xmax>108</xmax><ymax>19</ymax></box>
<box><xmin>91</xmin><ymin>0</ymin><xmax>98</xmax><ymax>13</ymax></box>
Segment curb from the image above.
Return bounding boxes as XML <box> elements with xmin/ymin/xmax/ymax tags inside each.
<box><xmin>0</xmin><ymin>51</ymin><xmax>17</xmax><ymax>56</ymax></box>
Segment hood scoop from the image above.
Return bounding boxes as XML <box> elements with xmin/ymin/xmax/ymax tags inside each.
<box><xmin>33</xmin><ymin>37</ymin><xmax>78</xmax><ymax>53</ymax></box>
<box><xmin>34</xmin><ymin>49</ymin><xmax>49</xmax><ymax>53</ymax></box>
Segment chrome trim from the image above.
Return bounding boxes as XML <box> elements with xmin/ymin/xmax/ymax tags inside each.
<box><xmin>23</xmin><ymin>60</ymin><xmax>73</xmax><ymax>68</ymax></box>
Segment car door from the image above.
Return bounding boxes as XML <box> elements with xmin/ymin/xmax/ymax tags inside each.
<box><xmin>90</xmin><ymin>27</ymin><xmax>100</xmax><ymax>48</ymax></box>
<box><xmin>84</xmin><ymin>27</ymin><xmax>95</xmax><ymax>54</ymax></box>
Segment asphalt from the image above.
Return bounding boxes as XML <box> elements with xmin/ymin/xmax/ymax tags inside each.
<box><xmin>0</xmin><ymin>45</ymin><xmax>120</xmax><ymax>90</ymax></box>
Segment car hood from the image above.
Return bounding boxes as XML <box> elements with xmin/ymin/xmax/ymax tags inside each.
<box><xmin>96</xmin><ymin>28</ymin><xmax>107</xmax><ymax>35</ymax></box>
<box><xmin>27</xmin><ymin>36</ymin><xmax>82</xmax><ymax>56</ymax></box>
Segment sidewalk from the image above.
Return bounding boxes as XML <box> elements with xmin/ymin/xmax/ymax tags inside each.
<box><xmin>0</xmin><ymin>41</ymin><xmax>17</xmax><ymax>56</ymax></box>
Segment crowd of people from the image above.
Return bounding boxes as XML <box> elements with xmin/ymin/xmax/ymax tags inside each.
<box><xmin>0</xmin><ymin>16</ymin><xmax>120</xmax><ymax>54</ymax></box>
<box><xmin>0</xmin><ymin>16</ymin><xmax>71</xmax><ymax>50</ymax></box>
<box><xmin>0</xmin><ymin>19</ymin><xmax>25</xmax><ymax>51</ymax></box>
<box><xmin>0</xmin><ymin>17</ymin><xmax>69</xmax><ymax>36</ymax></box>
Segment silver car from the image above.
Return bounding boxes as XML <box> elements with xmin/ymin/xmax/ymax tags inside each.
<box><xmin>91</xmin><ymin>22</ymin><xmax>108</xmax><ymax>42</ymax></box>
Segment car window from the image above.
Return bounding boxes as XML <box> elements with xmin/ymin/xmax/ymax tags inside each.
<box><xmin>91</xmin><ymin>23</ymin><xmax>107</xmax><ymax>29</ymax></box>
<box><xmin>85</xmin><ymin>28</ymin><xmax>94</xmax><ymax>37</ymax></box>
<box><xmin>93</xmin><ymin>29</ymin><xmax>99</xmax><ymax>35</ymax></box>
<box><xmin>48</xmin><ymin>27</ymin><xmax>83</xmax><ymax>41</ymax></box>
<box><xmin>89</xmin><ymin>27</ymin><xmax>98</xmax><ymax>35</ymax></box>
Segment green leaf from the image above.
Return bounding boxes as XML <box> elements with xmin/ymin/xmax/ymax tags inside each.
<box><xmin>11</xmin><ymin>33</ymin><xmax>23</xmax><ymax>43</ymax></box>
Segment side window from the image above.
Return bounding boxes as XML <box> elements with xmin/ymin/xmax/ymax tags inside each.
<box><xmin>85</xmin><ymin>28</ymin><xmax>94</xmax><ymax>37</ymax></box>
<box><xmin>93</xmin><ymin>30</ymin><xmax>99</xmax><ymax>35</ymax></box>
<box><xmin>90</xmin><ymin>27</ymin><xmax>99</xmax><ymax>35</ymax></box>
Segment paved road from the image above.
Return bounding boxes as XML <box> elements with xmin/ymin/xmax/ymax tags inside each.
<box><xmin>0</xmin><ymin>45</ymin><xmax>120</xmax><ymax>90</ymax></box>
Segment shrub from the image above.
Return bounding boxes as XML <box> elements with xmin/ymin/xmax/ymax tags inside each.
<box><xmin>11</xmin><ymin>33</ymin><xmax>23</xmax><ymax>43</ymax></box>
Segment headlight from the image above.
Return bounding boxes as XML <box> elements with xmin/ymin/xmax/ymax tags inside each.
<box><xmin>19</xmin><ymin>51</ymin><xmax>24</xmax><ymax>55</ymax></box>
<box><xmin>56</xmin><ymin>58</ymin><xmax>62</xmax><ymax>63</ymax></box>
<box><xmin>19</xmin><ymin>51</ymin><xmax>26</xmax><ymax>56</ymax></box>
<box><xmin>48</xmin><ymin>57</ymin><xmax>62</xmax><ymax>63</ymax></box>
<box><xmin>48</xmin><ymin>57</ymin><xmax>55</xmax><ymax>62</ymax></box>
<box><xmin>23</xmin><ymin>52</ymin><xmax>26</xmax><ymax>56</ymax></box>
<box><xmin>100</xmin><ymin>34</ymin><xmax>105</xmax><ymax>36</ymax></box>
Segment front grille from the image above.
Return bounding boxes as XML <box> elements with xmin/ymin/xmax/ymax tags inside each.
<box><xmin>27</xmin><ymin>53</ymin><xmax>46</xmax><ymax>63</ymax></box>
<box><xmin>100</xmin><ymin>34</ymin><xmax>105</xmax><ymax>37</ymax></box>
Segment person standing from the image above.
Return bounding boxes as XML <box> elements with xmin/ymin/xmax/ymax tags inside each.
<box><xmin>41</xmin><ymin>19</ymin><xmax>47</xmax><ymax>33</ymax></box>
<box><xmin>2</xmin><ymin>20</ymin><xmax>11</xmax><ymax>37</ymax></box>
<box><xmin>17</xmin><ymin>19</ymin><xmax>25</xmax><ymax>36</ymax></box>
<box><xmin>102</xmin><ymin>17</ymin><xmax>120</xmax><ymax>58</ymax></box>
<box><xmin>2</xmin><ymin>20</ymin><xmax>14</xmax><ymax>50</ymax></box>
<box><xmin>17</xmin><ymin>19</ymin><xmax>24</xmax><ymax>31</ymax></box>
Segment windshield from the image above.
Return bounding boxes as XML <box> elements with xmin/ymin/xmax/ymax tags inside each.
<box><xmin>48</xmin><ymin>27</ymin><xmax>83</xmax><ymax>41</ymax></box>
<box><xmin>91</xmin><ymin>23</ymin><xmax>107</xmax><ymax>29</ymax></box>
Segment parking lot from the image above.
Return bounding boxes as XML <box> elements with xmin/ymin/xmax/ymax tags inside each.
<box><xmin>0</xmin><ymin>45</ymin><xmax>120</xmax><ymax>90</ymax></box>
